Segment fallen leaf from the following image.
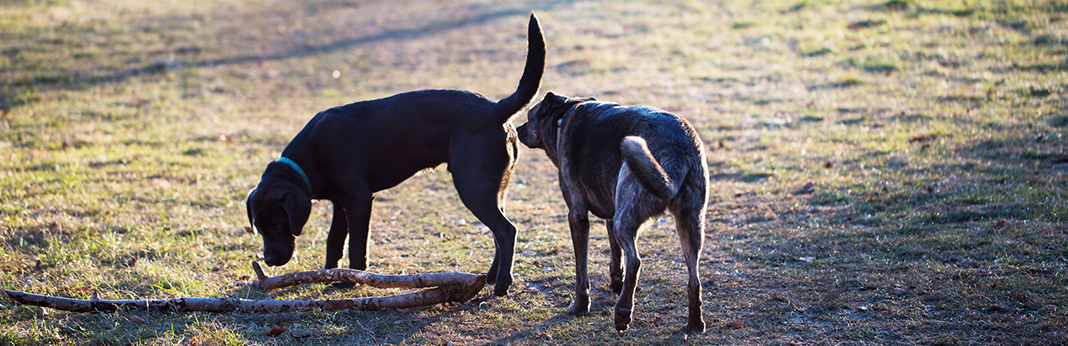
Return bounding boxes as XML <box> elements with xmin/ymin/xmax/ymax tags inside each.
<box><xmin>798</xmin><ymin>256</ymin><xmax>815</xmax><ymax>263</ymax></box>
<box><xmin>785</xmin><ymin>193</ymin><xmax>794</xmax><ymax>199</ymax></box>
<box><xmin>127</xmin><ymin>256</ymin><xmax>138</xmax><ymax>267</ymax></box>
<box><xmin>824</xmin><ymin>160</ymin><xmax>835</xmax><ymax>169</ymax></box>
<box><xmin>857</xmin><ymin>305</ymin><xmax>870</xmax><ymax>312</ymax></box>
<box><xmin>267</xmin><ymin>325</ymin><xmax>286</xmax><ymax>337</ymax></box>
<box><xmin>1034</xmin><ymin>134</ymin><xmax>1045</xmax><ymax>142</ymax></box>
<box><xmin>36</xmin><ymin>307</ymin><xmax>48</xmax><ymax>316</ymax></box>
<box><xmin>128</xmin><ymin>315</ymin><xmax>145</xmax><ymax>322</ymax></box>
<box><xmin>797</xmin><ymin>182</ymin><xmax>815</xmax><ymax>194</ymax></box>
<box><xmin>1014</xmin><ymin>294</ymin><xmax>1028</xmax><ymax>303</ymax></box>
<box><xmin>995</xmin><ymin>220</ymin><xmax>1005</xmax><ymax>228</ymax></box>
<box><xmin>724</xmin><ymin>320</ymin><xmax>744</xmax><ymax>329</ymax></box>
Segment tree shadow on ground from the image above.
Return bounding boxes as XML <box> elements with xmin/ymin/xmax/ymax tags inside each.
<box><xmin>0</xmin><ymin>0</ymin><xmax>572</xmax><ymax>110</ymax></box>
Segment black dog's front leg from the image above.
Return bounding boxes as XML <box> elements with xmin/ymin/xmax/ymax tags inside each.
<box><xmin>325</xmin><ymin>193</ymin><xmax>373</xmax><ymax>289</ymax></box>
<box><xmin>325</xmin><ymin>200</ymin><xmax>355</xmax><ymax>288</ymax></box>
<box><xmin>325</xmin><ymin>200</ymin><xmax>348</xmax><ymax>269</ymax></box>
<box><xmin>345</xmin><ymin>192</ymin><xmax>374</xmax><ymax>270</ymax></box>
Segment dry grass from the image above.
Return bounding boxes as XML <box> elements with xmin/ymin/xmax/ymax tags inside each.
<box><xmin>1</xmin><ymin>0</ymin><xmax>1066</xmax><ymax>344</ymax></box>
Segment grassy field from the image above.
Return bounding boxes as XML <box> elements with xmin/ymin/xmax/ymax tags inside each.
<box><xmin>1</xmin><ymin>0</ymin><xmax>1066</xmax><ymax>344</ymax></box>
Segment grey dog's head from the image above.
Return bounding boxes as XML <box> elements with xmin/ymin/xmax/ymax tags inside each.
<box><xmin>245</xmin><ymin>166</ymin><xmax>311</xmax><ymax>266</ymax></box>
<box><xmin>517</xmin><ymin>92</ymin><xmax>592</xmax><ymax>160</ymax></box>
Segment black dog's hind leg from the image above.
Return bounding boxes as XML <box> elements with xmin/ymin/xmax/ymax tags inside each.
<box><xmin>456</xmin><ymin>183</ymin><xmax>517</xmax><ymax>297</ymax></box>
<box><xmin>450</xmin><ymin>138</ymin><xmax>518</xmax><ymax>296</ymax></box>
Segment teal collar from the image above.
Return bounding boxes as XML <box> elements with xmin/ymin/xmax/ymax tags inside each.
<box><xmin>277</xmin><ymin>157</ymin><xmax>313</xmax><ymax>196</ymax></box>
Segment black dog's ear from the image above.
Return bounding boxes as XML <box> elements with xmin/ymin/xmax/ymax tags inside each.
<box><xmin>245</xmin><ymin>188</ymin><xmax>258</xmax><ymax>234</ymax></box>
<box><xmin>281</xmin><ymin>191</ymin><xmax>312</xmax><ymax>236</ymax></box>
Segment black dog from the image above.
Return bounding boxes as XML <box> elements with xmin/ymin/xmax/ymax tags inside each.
<box><xmin>517</xmin><ymin>92</ymin><xmax>709</xmax><ymax>332</ymax></box>
<box><xmin>246</xmin><ymin>13</ymin><xmax>544</xmax><ymax>297</ymax></box>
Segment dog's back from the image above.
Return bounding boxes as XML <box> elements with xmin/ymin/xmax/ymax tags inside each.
<box><xmin>559</xmin><ymin>102</ymin><xmax>706</xmax><ymax>218</ymax></box>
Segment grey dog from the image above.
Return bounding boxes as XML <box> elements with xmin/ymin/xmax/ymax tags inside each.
<box><xmin>516</xmin><ymin>92</ymin><xmax>709</xmax><ymax>333</ymax></box>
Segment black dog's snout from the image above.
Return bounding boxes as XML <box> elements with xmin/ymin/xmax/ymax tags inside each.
<box><xmin>262</xmin><ymin>250</ymin><xmax>292</xmax><ymax>266</ymax></box>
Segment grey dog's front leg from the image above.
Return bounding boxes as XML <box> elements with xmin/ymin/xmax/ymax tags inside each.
<box><xmin>567</xmin><ymin>206</ymin><xmax>592</xmax><ymax>315</ymax></box>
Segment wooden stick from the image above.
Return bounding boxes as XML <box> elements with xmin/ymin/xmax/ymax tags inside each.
<box><xmin>4</xmin><ymin>286</ymin><xmax>464</xmax><ymax>313</ymax></box>
<box><xmin>4</xmin><ymin>263</ymin><xmax>487</xmax><ymax>313</ymax></box>
<box><xmin>238</xmin><ymin>262</ymin><xmax>484</xmax><ymax>295</ymax></box>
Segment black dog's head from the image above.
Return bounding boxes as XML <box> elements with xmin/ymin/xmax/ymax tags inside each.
<box><xmin>245</xmin><ymin>167</ymin><xmax>312</xmax><ymax>266</ymax></box>
<box><xmin>517</xmin><ymin>92</ymin><xmax>592</xmax><ymax>162</ymax></box>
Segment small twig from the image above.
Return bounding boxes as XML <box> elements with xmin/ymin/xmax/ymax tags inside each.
<box><xmin>251</xmin><ymin>261</ymin><xmax>268</xmax><ymax>281</ymax></box>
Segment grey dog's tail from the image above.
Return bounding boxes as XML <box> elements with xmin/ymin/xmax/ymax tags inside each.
<box><xmin>494</xmin><ymin>12</ymin><xmax>545</xmax><ymax>123</ymax></box>
<box><xmin>620</xmin><ymin>136</ymin><xmax>677</xmax><ymax>199</ymax></box>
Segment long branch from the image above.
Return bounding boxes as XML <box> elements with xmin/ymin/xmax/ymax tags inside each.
<box><xmin>4</xmin><ymin>286</ymin><xmax>463</xmax><ymax>313</ymax></box>
<box><xmin>4</xmin><ymin>263</ymin><xmax>487</xmax><ymax>313</ymax></box>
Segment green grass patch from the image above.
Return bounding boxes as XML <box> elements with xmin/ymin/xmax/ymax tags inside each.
<box><xmin>1</xmin><ymin>0</ymin><xmax>1066</xmax><ymax>344</ymax></box>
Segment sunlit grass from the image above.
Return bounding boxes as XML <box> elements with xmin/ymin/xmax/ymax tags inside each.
<box><xmin>1</xmin><ymin>0</ymin><xmax>1066</xmax><ymax>344</ymax></box>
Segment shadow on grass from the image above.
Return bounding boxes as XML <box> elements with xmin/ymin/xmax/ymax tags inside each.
<box><xmin>0</xmin><ymin>0</ymin><xmax>572</xmax><ymax>109</ymax></box>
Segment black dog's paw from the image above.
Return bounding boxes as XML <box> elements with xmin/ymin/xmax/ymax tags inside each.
<box><xmin>566</xmin><ymin>298</ymin><xmax>590</xmax><ymax>315</ymax></box>
<box><xmin>683</xmin><ymin>320</ymin><xmax>707</xmax><ymax>334</ymax></box>
<box><xmin>493</xmin><ymin>282</ymin><xmax>510</xmax><ymax>297</ymax></box>
<box><xmin>330</xmin><ymin>281</ymin><xmax>356</xmax><ymax>289</ymax></box>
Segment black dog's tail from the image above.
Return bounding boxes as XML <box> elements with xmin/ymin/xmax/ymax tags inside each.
<box><xmin>621</xmin><ymin>136</ymin><xmax>678</xmax><ymax>199</ymax></box>
<box><xmin>494</xmin><ymin>12</ymin><xmax>545</xmax><ymax>123</ymax></box>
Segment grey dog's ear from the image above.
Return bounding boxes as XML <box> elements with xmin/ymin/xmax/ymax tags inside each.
<box><xmin>281</xmin><ymin>191</ymin><xmax>311</xmax><ymax>236</ymax></box>
<box><xmin>245</xmin><ymin>188</ymin><xmax>258</xmax><ymax>234</ymax></box>
<box><xmin>544</xmin><ymin>91</ymin><xmax>567</xmax><ymax>104</ymax></box>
